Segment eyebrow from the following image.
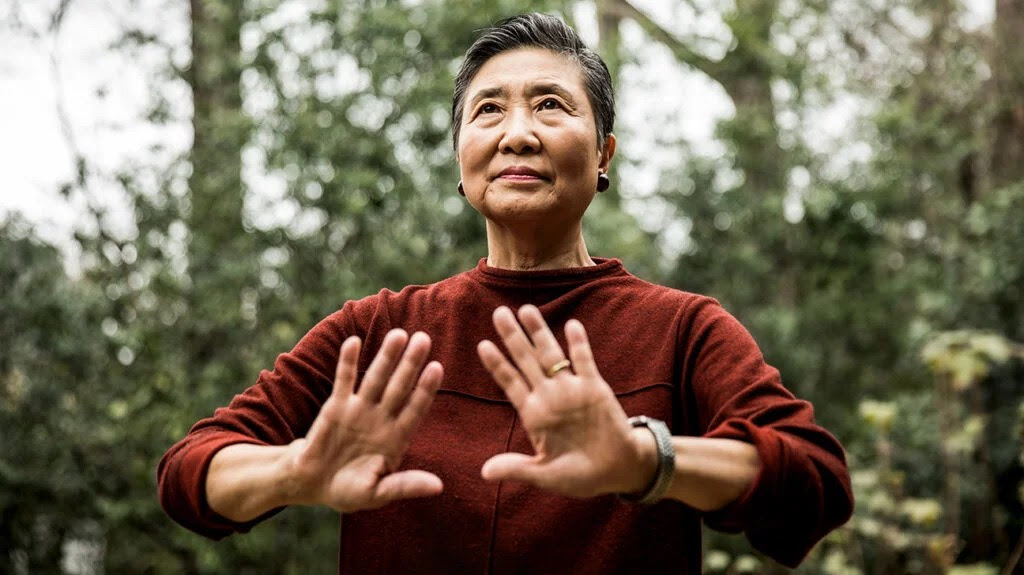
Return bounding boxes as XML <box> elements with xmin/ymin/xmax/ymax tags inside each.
<box><xmin>467</xmin><ymin>87</ymin><xmax>507</xmax><ymax>110</ymax></box>
<box><xmin>528</xmin><ymin>82</ymin><xmax>578</xmax><ymax>105</ymax></box>
<box><xmin>467</xmin><ymin>82</ymin><xmax>579</xmax><ymax>110</ymax></box>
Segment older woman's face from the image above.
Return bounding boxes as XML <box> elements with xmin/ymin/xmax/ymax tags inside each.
<box><xmin>457</xmin><ymin>48</ymin><xmax>614</xmax><ymax>226</ymax></box>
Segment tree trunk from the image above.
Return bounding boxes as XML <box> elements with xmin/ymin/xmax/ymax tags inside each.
<box><xmin>991</xmin><ymin>0</ymin><xmax>1024</xmax><ymax>187</ymax></box>
<box><xmin>615</xmin><ymin>0</ymin><xmax>787</xmax><ymax>193</ymax></box>
<box><xmin>718</xmin><ymin>0</ymin><xmax>787</xmax><ymax>195</ymax></box>
<box><xmin>595</xmin><ymin>0</ymin><xmax>623</xmax><ymax>84</ymax></box>
<box><xmin>593</xmin><ymin>0</ymin><xmax>625</xmax><ymax>204</ymax></box>
<box><xmin>620</xmin><ymin>0</ymin><xmax>793</xmax><ymax>314</ymax></box>
<box><xmin>187</xmin><ymin>0</ymin><xmax>254</xmax><ymax>396</ymax></box>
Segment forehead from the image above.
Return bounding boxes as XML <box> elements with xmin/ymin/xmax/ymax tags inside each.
<box><xmin>467</xmin><ymin>47</ymin><xmax>587</xmax><ymax>98</ymax></box>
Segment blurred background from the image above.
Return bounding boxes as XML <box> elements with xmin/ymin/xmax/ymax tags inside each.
<box><xmin>1</xmin><ymin>0</ymin><xmax>1022</xmax><ymax>573</ymax></box>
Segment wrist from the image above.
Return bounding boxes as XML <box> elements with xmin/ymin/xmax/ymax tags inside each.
<box><xmin>206</xmin><ymin>443</ymin><xmax>297</xmax><ymax>521</ymax></box>
<box><xmin>619</xmin><ymin>416</ymin><xmax>675</xmax><ymax>504</ymax></box>
<box><xmin>277</xmin><ymin>439</ymin><xmax>319</xmax><ymax>507</ymax></box>
<box><xmin>624</xmin><ymin>427</ymin><xmax>659</xmax><ymax>494</ymax></box>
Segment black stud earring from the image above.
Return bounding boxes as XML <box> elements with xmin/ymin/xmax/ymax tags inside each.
<box><xmin>458</xmin><ymin>181</ymin><xmax>465</xmax><ymax>196</ymax></box>
<box><xmin>596</xmin><ymin>172</ymin><xmax>610</xmax><ymax>192</ymax></box>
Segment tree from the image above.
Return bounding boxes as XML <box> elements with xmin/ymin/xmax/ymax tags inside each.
<box><xmin>0</xmin><ymin>218</ymin><xmax>112</xmax><ymax>573</ymax></box>
<box><xmin>990</xmin><ymin>0</ymin><xmax>1024</xmax><ymax>189</ymax></box>
<box><xmin>5</xmin><ymin>0</ymin><xmax>1023</xmax><ymax>572</ymax></box>
<box><xmin>8</xmin><ymin>1</ymin><xmax>655</xmax><ymax>572</ymax></box>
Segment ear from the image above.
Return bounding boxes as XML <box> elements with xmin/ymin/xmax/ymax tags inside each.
<box><xmin>599</xmin><ymin>134</ymin><xmax>616</xmax><ymax>171</ymax></box>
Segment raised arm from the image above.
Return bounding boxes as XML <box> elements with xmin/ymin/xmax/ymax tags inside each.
<box><xmin>158</xmin><ymin>328</ymin><xmax>443</xmax><ymax>536</ymax></box>
<box><xmin>475</xmin><ymin>305</ymin><xmax>759</xmax><ymax>508</ymax></box>
<box><xmin>476</xmin><ymin>304</ymin><xmax>852</xmax><ymax>567</ymax></box>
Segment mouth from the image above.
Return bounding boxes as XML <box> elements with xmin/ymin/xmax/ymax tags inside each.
<box><xmin>496</xmin><ymin>166</ymin><xmax>547</xmax><ymax>181</ymax></box>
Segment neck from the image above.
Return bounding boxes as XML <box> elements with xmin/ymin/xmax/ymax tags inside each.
<box><xmin>485</xmin><ymin>219</ymin><xmax>594</xmax><ymax>271</ymax></box>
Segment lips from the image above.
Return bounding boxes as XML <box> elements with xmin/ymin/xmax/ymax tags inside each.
<box><xmin>497</xmin><ymin>166</ymin><xmax>547</xmax><ymax>181</ymax></box>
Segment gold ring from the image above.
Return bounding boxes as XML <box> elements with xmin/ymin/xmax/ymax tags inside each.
<box><xmin>545</xmin><ymin>359</ymin><xmax>572</xmax><ymax>378</ymax></box>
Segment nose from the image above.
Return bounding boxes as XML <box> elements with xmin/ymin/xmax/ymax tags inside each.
<box><xmin>498</xmin><ymin>107</ymin><xmax>541</xmax><ymax>154</ymax></box>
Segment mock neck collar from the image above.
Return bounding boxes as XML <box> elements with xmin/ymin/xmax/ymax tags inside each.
<box><xmin>469</xmin><ymin>257</ymin><xmax>626</xmax><ymax>289</ymax></box>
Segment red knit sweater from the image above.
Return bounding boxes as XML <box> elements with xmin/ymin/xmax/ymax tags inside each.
<box><xmin>158</xmin><ymin>258</ymin><xmax>853</xmax><ymax>573</ymax></box>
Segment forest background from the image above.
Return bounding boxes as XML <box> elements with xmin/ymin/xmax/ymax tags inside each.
<box><xmin>2</xmin><ymin>0</ymin><xmax>1023</xmax><ymax>573</ymax></box>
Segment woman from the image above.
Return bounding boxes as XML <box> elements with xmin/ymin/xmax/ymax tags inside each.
<box><xmin>159</xmin><ymin>13</ymin><xmax>853</xmax><ymax>573</ymax></box>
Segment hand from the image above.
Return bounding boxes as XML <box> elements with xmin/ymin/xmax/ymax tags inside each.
<box><xmin>284</xmin><ymin>329</ymin><xmax>444</xmax><ymax>512</ymax></box>
<box><xmin>476</xmin><ymin>305</ymin><xmax>657</xmax><ymax>498</ymax></box>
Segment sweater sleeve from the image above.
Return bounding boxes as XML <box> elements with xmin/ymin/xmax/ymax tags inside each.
<box><xmin>681</xmin><ymin>299</ymin><xmax>853</xmax><ymax>567</ymax></box>
<box><xmin>156</xmin><ymin>305</ymin><xmax>361</xmax><ymax>539</ymax></box>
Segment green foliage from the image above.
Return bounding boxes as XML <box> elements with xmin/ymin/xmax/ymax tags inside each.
<box><xmin>641</xmin><ymin>0</ymin><xmax>1024</xmax><ymax>572</ymax></box>
<box><xmin>0</xmin><ymin>217</ymin><xmax>114</xmax><ymax>572</ymax></box>
<box><xmin>3</xmin><ymin>0</ymin><xmax>1024</xmax><ymax>573</ymax></box>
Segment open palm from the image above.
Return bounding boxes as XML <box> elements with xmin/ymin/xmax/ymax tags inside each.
<box><xmin>286</xmin><ymin>329</ymin><xmax>444</xmax><ymax>512</ymax></box>
<box><xmin>476</xmin><ymin>305</ymin><xmax>654</xmax><ymax>498</ymax></box>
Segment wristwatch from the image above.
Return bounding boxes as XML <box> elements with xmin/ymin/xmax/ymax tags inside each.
<box><xmin>619</xmin><ymin>415</ymin><xmax>675</xmax><ymax>505</ymax></box>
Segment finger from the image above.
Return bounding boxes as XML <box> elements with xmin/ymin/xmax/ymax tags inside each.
<box><xmin>491</xmin><ymin>306</ymin><xmax>546</xmax><ymax>386</ymax></box>
<box><xmin>477</xmin><ymin>339</ymin><xmax>531</xmax><ymax>407</ymax></box>
<box><xmin>394</xmin><ymin>361</ymin><xmax>443</xmax><ymax>433</ymax></box>
<box><xmin>379</xmin><ymin>332</ymin><xmax>432</xmax><ymax>414</ymax></box>
<box><xmin>516</xmin><ymin>305</ymin><xmax>570</xmax><ymax>378</ymax></box>
<box><xmin>332</xmin><ymin>336</ymin><xmax>362</xmax><ymax>400</ymax></box>
<box><xmin>359</xmin><ymin>329</ymin><xmax>409</xmax><ymax>403</ymax></box>
<box><xmin>565</xmin><ymin>319</ymin><xmax>600</xmax><ymax>380</ymax></box>
<box><xmin>374</xmin><ymin>470</ymin><xmax>444</xmax><ymax>503</ymax></box>
<box><xmin>480</xmin><ymin>452</ymin><xmax>543</xmax><ymax>484</ymax></box>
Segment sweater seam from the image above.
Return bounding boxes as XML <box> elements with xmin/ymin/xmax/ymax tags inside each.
<box><xmin>486</xmin><ymin>412</ymin><xmax>519</xmax><ymax>575</ymax></box>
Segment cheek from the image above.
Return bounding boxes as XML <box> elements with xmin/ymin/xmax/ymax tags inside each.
<box><xmin>554</xmin><ymin>136</ymin><xmax>599</xmax><ymax>177</ymax></box>
<box><xmin>457</xmin><ymin>134</ymin><xmax>491</xmax><ymax>177</ymax></box>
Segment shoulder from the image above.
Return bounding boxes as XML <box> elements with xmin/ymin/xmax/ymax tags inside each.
<box><xmin>314</xmin><ymin>269</ymin><xmax>475</xmax><ymax>332</ymax></box>
<box><xmin>606</xmin><ymin>274</ymin><xmax>765</xmax><ymax>358</ymax></box>
<box><xmin>606</xmin><ymin>272</ymin><xmax>727</xmax><ymax>322</ymax></box>
<box><xmin>372</xmin><ymin>269</ymin><xmax>475</xmax><ymax>311</ymax></box>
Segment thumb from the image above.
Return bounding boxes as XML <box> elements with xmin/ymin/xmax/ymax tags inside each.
<box><xmin>481</xmin><ymin>452</ymin><xmax>542</xmax><ymax>483</ymax></box>
<box><xmin>375</xmin><ymin>470</ymin><xmax>444</xmax><ymax>503</ymax></box>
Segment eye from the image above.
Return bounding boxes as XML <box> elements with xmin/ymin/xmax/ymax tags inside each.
<box><xmin>479</xmin><ymin>103</ymin><xmax>499</xmax><ymax>114</ymax></box>
<box><xmin>539</xmin><ymin>98</ymin><xmax>562</xmax><ymax>111</ymax></box>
